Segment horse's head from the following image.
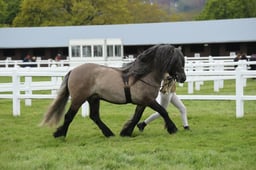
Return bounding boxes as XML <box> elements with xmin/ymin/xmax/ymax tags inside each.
<box><xmin>124</xmin><ymin>44</ymin><xmax>186</xmax><ymax>83</ymax></box>
<box><xmin>167</xmin><ymin>47</ymin><xmax>186</xmax><ymax>83</ymax></box>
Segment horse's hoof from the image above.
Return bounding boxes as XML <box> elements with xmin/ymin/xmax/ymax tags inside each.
<box><xmin>119</xmin><ymin>131</ymin><xmax>132</xmax><ymax>137</ymax></box>
<box><xmin>167</xmin><ymin>126</ymin><xmax>178</xmax><ymax>134</ymax></box>
<box><xmin>102</xmin><ymin>129</ymin><xmax>115</xmax><ymax>137</ymax></box>
<box><xmin>105</xmin><ymin>133</ymin><xmax>115</xmax><ymax>137</ymax></box>
<box><xmin>53</xmin><ymin>131</ymin><xmax>66</xmax><ymax>138</ymax></box>
<box><xmin>120</xmin><ymin>134</ymin><xmax>132</xmax><ymax>137</ymax></box>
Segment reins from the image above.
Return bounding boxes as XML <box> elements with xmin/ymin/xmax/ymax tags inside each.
<box><xmin>138</xmin><ymin>79</ymin><xmax>161</xmax><ymax>88</ymax></box>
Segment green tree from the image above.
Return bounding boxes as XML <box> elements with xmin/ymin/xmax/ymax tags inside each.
<box><xmin>197</xmin><ymin>0</ymin><xmax>256</xmax><ymax>20</ymax></box>
<box><xmin>13</xmin><ymin>0</ymin><xmax>133</xmax><ymax>26</ymax></box>
<box><xmin>12</xmin><ymin>0</ymin><xmax>173</xmax><ymax>27</ymax></box>
<box><xmin>0</xmin><ymin>0</ymin><xmax>7</xmax><ymax>26</ymax></box>
<box><xmin>88</xmin><ymin>0</ymin><xmax>132</xmax><ymax>24</ymax></box>
<box><xmin>70</xmin><ymin>0</ymin><xmax>95</xmax><ymax>25</ymax></box>
<box><xmin>127</xmin><ymin>0</ymin><xmax>171</xmax><ymax>23</ymax></box>
<box><xmin>13</xmin><ymin>0</ymin><xmax>71</xmax><ymax>26</ymax></box>
<box><xmin>5</xmin><ymin>0</ymin><xmax>22</xmax><ymax>25</ymax></box>
<box><xmin>0</xmin><ymin>0</ymin><xmax>23</xmax><ymax>26</ymax></box>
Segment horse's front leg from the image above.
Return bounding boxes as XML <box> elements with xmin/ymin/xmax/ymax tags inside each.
<box><xmin>120</xmin><ymin>105</ymin><xmax>146</xmax><ymax>136</ymax></box>
<box><xmin>88</xmin><ymin>96</ymin><xmax>114</xmax><ymax>137</ymax></box>
<box><xmin>148</xmin><ymin>100</ymin><xmax>177</xmax><ymax>134</ymax></box>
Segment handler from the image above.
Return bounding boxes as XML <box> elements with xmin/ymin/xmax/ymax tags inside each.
<box><xmin>137</xmin><ymin>74</ymin><xmax>190</xmax><ymax>131</ymax></box>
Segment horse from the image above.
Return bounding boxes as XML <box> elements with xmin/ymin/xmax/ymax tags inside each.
<box><xmin>40</xmin><ymin>44</ymin><xmax>186</xmax><ymax>138</ymax></box>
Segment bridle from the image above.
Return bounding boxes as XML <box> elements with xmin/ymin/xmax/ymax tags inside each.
<box><xmin>138</xmin><ymin>79</ymin><xmax>161</xmax><ymax>88</ymax></box>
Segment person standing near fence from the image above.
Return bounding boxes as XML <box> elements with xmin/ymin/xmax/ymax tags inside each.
<box><xmin>234</xmin><ymin>52</ymin><xmax>248</xmax><ymax>68</ymax></box>
<box><xmin>137</xmin><ymin>74</ymin><xmax>190</xmax><ymax>132</ymax></box>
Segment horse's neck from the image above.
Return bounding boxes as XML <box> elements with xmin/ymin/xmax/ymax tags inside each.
<box><xmin>142</xmin><ymin>71</ymin><xmax>163</xmax><ymax>86</ymax></box>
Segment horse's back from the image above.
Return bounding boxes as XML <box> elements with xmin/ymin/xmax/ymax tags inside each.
<box><xmin>68</xmin><ymin>63</ymin><xmax>126</xmax><ymax>103</ymax></box>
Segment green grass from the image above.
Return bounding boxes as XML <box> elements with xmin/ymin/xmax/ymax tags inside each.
<box><xmin>0</xmin><ymin>79</ymin><xmax>256</xmax><ymax>170</ymax></box>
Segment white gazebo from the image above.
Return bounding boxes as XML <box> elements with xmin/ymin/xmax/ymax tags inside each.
<box><xmin>68</xmin><ymin>38</ymin><xmax>125</xmax><ymax>67</ymax></box>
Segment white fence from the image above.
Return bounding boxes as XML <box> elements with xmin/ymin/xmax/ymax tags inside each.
<box><xmin>0</xmin><ymin>59</ymin><xmax>256</xmax><ymax>118</ymax></box>
<box><xmin>0</xmin><ymin>58</ymin><xmax>134</xmax><ymax>68</ymax></box>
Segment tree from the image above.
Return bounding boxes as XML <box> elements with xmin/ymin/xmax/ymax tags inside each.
<box><xmin>13</xmin><ymin>0</ymin><xmax>72</xmax><ymax>26</ymax></box>
<box><xmin>11</xmin><ymin>0</ymin><xmax>173</xmax><ymax>27</ymax></box>
<box><xmin>13</xmin><ymin>0</ymin><xmax>133</xmax><ymax>26</ymax></box>
<box><xmin>127</xmin><ymin>0</ymin><xmax>171</xmax><ymax>23</ymax></box>
<box><xmin>88</xmin><ymin>0</ymin><xmax>132</xmax><ymax>25</ymax></box>
<box><xmin>5</xmin><ymin>0</ymin><xmax>22</xmax><ymax>25</ymax></box>
<box><xmin>197</xmin><ymin>0</ymin><xmax>256</xmax><ymax>20</ymax></box>
<box><xmin>70</xmin><ymin>0</ymin><xmax>96</xmax><ymax>25</ymax></box>
<box><xmin>0</xmin><ymin>0</ymin><xmax>7</xmax><ymax>26</ymax></box>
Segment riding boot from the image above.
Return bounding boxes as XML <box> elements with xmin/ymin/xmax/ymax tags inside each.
<box><xmin>184</xmin><ymin>126</ymin><xmax>190</xmax><ymax>130</ymax></box>
<box><xmin>137</xmin><ymin>122</ymin><xmax>147</xmax><ymax>132</ymax></box>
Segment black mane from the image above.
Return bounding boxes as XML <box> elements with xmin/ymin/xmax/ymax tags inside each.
<box><xmin>121</xmin><ymin>44</ymin><xmax>176</xmax><ymax>81</ymax></box>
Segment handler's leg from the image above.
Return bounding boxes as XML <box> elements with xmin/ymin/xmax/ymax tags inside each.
<box><xmin>170</xmin><ymin>93</ymin><xmax>189</xmax><ymax>130</ymax></box>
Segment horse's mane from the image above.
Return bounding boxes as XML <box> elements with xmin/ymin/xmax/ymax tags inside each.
<box><xmin>120</xmin><ymin>44</ymin><xmax>176</xmax><ymax>82</ymax></box>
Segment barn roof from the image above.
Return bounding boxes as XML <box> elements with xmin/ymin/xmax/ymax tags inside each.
<box><xmin>0</xmin><ymin>18</ymin><xmax>255</xmax><ymax>48</ymax></box>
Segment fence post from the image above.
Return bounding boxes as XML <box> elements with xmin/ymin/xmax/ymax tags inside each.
<box><xmin>195</xmin><ymin>61</ymin><xmax>203</xmax><ymax>91</ymax></box>
<box><xmin>238</xmin><ymin>60</ymin><xmax>247</xmax><ymax>87</ymax></box>
<box><xmin>187</xmin><ymin>61</ymin><xmax>194</xmax><ymax>94</ymax></box>
<box><xmin>25</xmin><ymin>67</ymin><xmax>32</xmax><ymax>106</ymax></box>
<box><xmin>213</xmin><ymin>61</ymin><xmax>224</xmax><ymax>92</ymax></box>
<box><xmin>12</xmin><ymin>68</ymin><xmax>20</xmax><ymax>116</ymax></box>
<box><xmin>51</xmin><ymin>65</ymin><xmax>58</xmax><ymax>95</ymax></box>
<box><xmin>235</xmin><ymin>66</ymin><xmax>244</xmax><ymax>118</ymax></box>
<box><xmin>81</xmin><ymin>102</ymin><xmax>89</xmax><ymax>117</ymax></box>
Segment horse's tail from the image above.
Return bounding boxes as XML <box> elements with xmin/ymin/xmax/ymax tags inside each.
<box><xmin>40</xmin><ymin>71</ymin><xmax>71</xmax><ymax>127</ymax></box>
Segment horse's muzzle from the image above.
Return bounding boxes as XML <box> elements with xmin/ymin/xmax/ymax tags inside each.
<box><xmin>176</xmin><ymin>73</ymin><xmax>186</xmax><ymax>83</ymax></box>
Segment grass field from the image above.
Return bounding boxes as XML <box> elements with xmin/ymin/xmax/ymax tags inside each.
<box><xmin>0</xmin><ymin>78</ymin><xmax>255</xmax><ymax>170</ymax></box>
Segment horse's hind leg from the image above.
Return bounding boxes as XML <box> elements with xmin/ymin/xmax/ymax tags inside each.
<box><xmin>88</xmin><ymin>96</ymin><xmax>114</xmax><ymax>137</ymax></box>
<box><xmin>53</xmin><ymin>105</ymin><xmax>79</xmax><ymax>138</ymax></box>
<box><xmin>120</xmin><ymin>105</ymin><xmax>146</xmax><ymax>136</ymax></box>
<box><xmin>149</xmin><ymin>100</ymin><xmax>177</xmax><ymax>134</ymax></box>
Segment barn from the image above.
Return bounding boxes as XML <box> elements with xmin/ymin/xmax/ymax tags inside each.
<box><xmin>0</xmin><ymin>18</ymin><xmax>255</xmax><ymax>60</ymax></box>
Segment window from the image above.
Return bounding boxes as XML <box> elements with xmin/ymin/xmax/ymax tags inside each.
<box><xmin>82</xmin><ymin>45</ymin><xmax>92</xmax><ymax>57</ymax></box>
<box><xmin>93</xmin><ymin>45</ymin><xmax>103</xmax><ymax>57</ymax></box>
<box><xmin>107</xmin><ymin>45</ymin><xmax>114</xmax><ymax>57</ymax></box>
<box><xmin>71</xmin><ymin>45</ymin><xmax>80</xmax><ymax>57</ymax></box>
<box><xmin>115</xmin><ymin>45</ymin><xmax>121</xmax><ymax>57</ymax></box>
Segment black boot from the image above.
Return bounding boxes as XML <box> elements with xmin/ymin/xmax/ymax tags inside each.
<box><xmin>184</xmin><ymin>126</ymin><xmax>190</xmax><ymax>130</ymax></box>
<box><xmin>137</xmin><ymin>122</ymin><xmax>147</xmax><ymax>132</ymax></box>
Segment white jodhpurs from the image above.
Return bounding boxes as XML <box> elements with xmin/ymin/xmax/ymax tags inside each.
<box><xmin>144</xmin><ymin>92</ymin><xmax>189</xmax><ymax>127</ymax></box>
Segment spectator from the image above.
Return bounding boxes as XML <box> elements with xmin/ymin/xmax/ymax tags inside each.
<box><xmin>234</xmin><ymin>52</ymin><xmax>248</xmax><ymax>68</ymax></box>
<box><xmin>55</xmin><ymin>53</ymin><xmax>62</xmax><ymax>61</ymax></box>
<box><xmin>22</xmin><ymin>54</ymin><xmax>36</xmax><ymax>67</ymax></box>
<box><xmin>23</xmin><ymin>54</ymin><xmax>32</xmax><ymax>62</ymax></box>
